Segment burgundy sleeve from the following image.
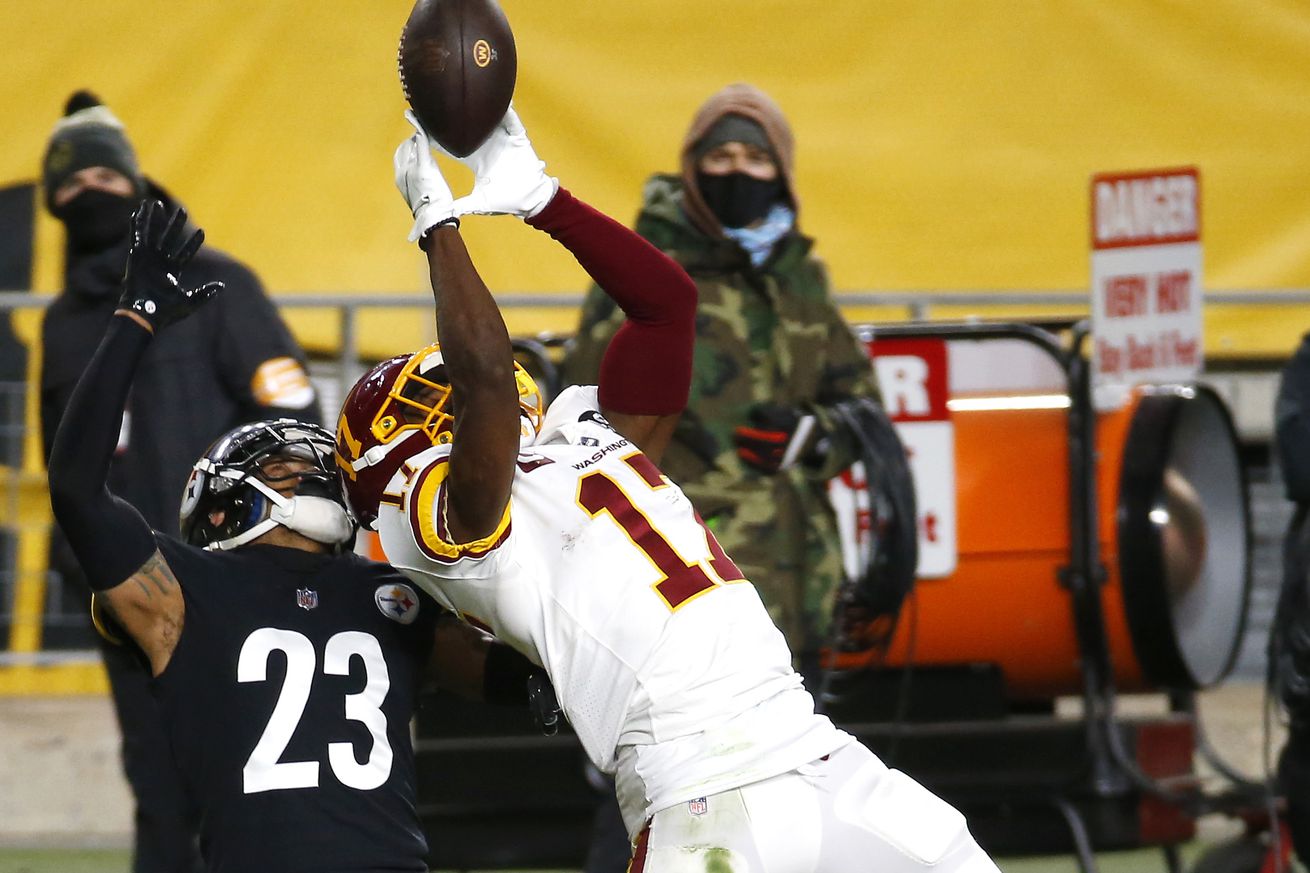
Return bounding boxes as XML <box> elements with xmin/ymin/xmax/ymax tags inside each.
<box><xmin>527</xmin><ymin>188</ymin><xmax>696</xmax><ymax>415</ymax></box>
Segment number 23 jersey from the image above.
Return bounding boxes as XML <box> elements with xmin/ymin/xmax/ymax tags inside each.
<box><xmin>378</xmin><ymin>386</ymin><xmax>847</xmax><ymax>828</ymax></box>
<box><xmin>152</xmin><ymin>539</ymin><xmax>436</xmax><ymax>873</ymax></box>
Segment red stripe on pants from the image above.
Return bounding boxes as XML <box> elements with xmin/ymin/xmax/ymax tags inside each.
<box><xmin>626</xmin><ymin>821</ymin><xmax>652</xmax><ymax>873</ymax></box>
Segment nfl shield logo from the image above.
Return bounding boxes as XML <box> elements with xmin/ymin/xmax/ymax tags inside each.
<box><xmin>688</xmin><ymin>797</ymin><xmax>707</xmax><ymax>816</ymax></box>
<box><xmin>296</xmin><ymin>588</ymin><xmax>318</xmax><ymax>610</ymax></box>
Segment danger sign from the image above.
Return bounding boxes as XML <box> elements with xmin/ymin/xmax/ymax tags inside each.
<box><xmin>1090</xmin><ymin>167</ymin><xmax>1203</xmax><ymax>410</ymax></box>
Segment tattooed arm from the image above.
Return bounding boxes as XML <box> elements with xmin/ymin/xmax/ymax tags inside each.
<box><xmin>96</xmin><ymin>553</ymin><xmax>185</xmax><ymax>677</ymax></box>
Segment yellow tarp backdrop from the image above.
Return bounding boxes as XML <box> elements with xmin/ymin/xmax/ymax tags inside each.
<box><xmin>5</xmin><ymin>0</ymin><xmax>1310</xmax><ymax>355</ymax></box>
<box><xmin>3</xmin><ymin>0</ymin><xmax>1310</xmax><ymax>692</ymax></box>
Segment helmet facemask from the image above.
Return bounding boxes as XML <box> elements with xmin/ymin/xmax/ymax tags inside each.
<box><xmin>336</xmin><ymin>344</ymin><xmax>545</xmax><ymax>528</ymax></box>
<box><xmin>367</xmin><ymin>345</ymin><xmax>545</xmax><ymax>447</ymax></box>
<box><xmin>513</xmin><ymin>362</ymin><xmax>546</xmax><ymax>444</ymax></box>
<box><xmin>181</xmin><ymin>421</ymin><xmax>357</xmax><ymax>552</ymax></box>
<box><xmin>378</xmin><ymin>349</ymin><xmax>459</xmax><ymax>449</ymax></box>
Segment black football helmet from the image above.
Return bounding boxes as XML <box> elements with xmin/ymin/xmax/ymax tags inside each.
<box><xmin>180</xmin><ymin>419</ymin><xmax>356</xmax><ymax>551</ymax></box>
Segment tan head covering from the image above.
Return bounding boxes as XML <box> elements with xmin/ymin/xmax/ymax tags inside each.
<box><xmin>679</xmin><ymin>83</ymin><xmax>796</xmax><ymax>238</ymax></box>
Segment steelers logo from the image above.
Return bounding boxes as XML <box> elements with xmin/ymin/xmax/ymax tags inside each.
<box><xmin>375</xmin><ymin>583</ymin><xmax>421</xmax><ymax>625</ymax></box>
<box><xmin>472</xmin><ymin>39</ymin><xmax>493</xmax><ymax>68</ymax></box>
<box><xmin>179</xmin><ymin>468</ymin><xmax>205</xmax><ymax>520</ymax></box>
<box><xmin>46</xmin><ymin>140</ymin><xmax>74</xmax><ymax>175</ymax></box>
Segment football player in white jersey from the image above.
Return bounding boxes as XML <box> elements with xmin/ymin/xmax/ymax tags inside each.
<box><xmin>334</xmin><ymin>108</ymin><xmax>1000</xmax><ymax>872</ymax></box>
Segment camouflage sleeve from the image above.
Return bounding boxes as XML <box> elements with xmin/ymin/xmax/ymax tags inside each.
<box><xmin>818</xmin><ymin>302</ymin><xmax>881</xmax><ymax>404</ymax></box>
<box><xmin>803</xmin><ymin>285</ymin><xmax>883</xmax><ymax>481</ymax></box>
<box><xmin>560</xmin><ymin>281</ymin><xmax>623</xmax><ymax>388</ymax></box>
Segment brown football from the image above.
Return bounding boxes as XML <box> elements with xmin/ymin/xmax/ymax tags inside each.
<box><xmin>398</xmin><ymin>0</ymin><xmax>517</xmax><ymax>157</ymax></box>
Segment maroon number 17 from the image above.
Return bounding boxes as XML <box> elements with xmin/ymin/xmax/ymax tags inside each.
<box><xmin>576</xmin><ymin>453</ymin><xmax>744</xmax><ymax>611</ymax></box>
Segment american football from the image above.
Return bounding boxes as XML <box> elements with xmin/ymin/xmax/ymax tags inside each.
<box><xmin>397</xmin><ymin>0</ymin><xmax>517</xmax><ymax>157</ymax></box>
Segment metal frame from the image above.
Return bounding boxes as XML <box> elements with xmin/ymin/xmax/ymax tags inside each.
<box><xmin>860</xmin><ymin>319</ymin><xmax>1276</xmax><ymax>873</ymax></box>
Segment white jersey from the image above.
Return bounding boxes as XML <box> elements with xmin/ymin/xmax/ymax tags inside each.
<box><xmin>377</xmin><ymin>386</ymin><xmax>849</xmax><ymax>832</ymax></box>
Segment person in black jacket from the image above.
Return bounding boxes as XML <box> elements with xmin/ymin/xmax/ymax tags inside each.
<box><xmin>39</xmin><ymin>91</ymin><xmax>320</xmax><ymax>873</ymax></box>
<box><xmin>1273</xmin><ymin>336</ymin><xmax>1310</xmax><ymax>867</ymax></box>
<box><xmin>47</xmin><ymin>199</ymin><xmax>547</xmax><ymax>873</ymax></box>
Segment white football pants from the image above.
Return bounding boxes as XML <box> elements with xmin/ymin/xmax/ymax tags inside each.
<box><xmin>629</xmin><ymin>740</ymin><xmax>1000</xmax><ymax>873</ymax></box>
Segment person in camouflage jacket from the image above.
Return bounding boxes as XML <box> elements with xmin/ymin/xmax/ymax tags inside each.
<box><xmin>562</xmin><ymin>83</ymin><xmax>881</xmax><ymax>660</ymax></box>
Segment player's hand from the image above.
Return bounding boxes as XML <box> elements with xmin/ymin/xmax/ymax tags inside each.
<box><xmin>117</xmin><ymin>200</ymin><xmax>222</xmax><ymax>333</ymax></box>
<box><xmin>449</xmin><ymin>107</ymin><xmax>558</xmax><ymax>219</ymax></box>
<box><xmin>526</xmin><ymin>673</ymin><xmax>562</xmax><ymax>737</ymax></box>
<box><xmin>395</xmin><ymin>110</ymin><xmax>458</xmax><ymax>242</ymax></box>
<box><xmin>732</xmin><ymin>402</ymin><xmax>824</xmax><ymax>475</ymax></box>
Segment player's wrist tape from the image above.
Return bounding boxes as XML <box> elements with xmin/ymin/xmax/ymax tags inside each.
<box><xmin>113</xmin><ymin>307</ymin><xmax>156</xmax><ymax>334</ymax></box>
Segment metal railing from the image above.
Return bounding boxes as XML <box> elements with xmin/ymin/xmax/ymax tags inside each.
<box><xmin>1</xmin><ymin>288</ymin><xmax>1307</xmax><ymax>683</ymax></box>
<box><xmin>6</xmin><ymin>285</ymin><xmax>1310</xmax><ymax>363</ymax></box>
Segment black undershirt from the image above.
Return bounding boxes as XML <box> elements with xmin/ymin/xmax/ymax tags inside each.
<box><xmin>48</xmin><ymin>315</ymin><xmax>159</xmax><ymax>590</ymax></box>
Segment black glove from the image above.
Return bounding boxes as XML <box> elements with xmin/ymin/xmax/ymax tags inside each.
<box><xmin>527</xmin><ymin>673</ymin><xmax>562</xmax><ymax>736</ymax></box>
<box><xmin>733</xmin><ymin>402</ymin><xmax>825</xmax><ymax>475</ymax></box>
<box><xmin>117</xmin><ymin>200</ymin><xmax>222</xmax><ymax>332</ymax></box>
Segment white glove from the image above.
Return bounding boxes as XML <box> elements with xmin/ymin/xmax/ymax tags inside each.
<box><xmin>449</xmin><ymin>107</ymin><xmax>559</xmax><ymax>219</ymax></box>
<box><xmin>394</xmin><ymin>110</ymin><xmax>457</xmax><ymax>242</ymax></box>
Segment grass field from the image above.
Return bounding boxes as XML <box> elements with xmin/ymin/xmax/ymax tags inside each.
<box><xmin>0</xmin><ymin>846</ymin><xmax>1210</xmax><ymax>873</ymax></box>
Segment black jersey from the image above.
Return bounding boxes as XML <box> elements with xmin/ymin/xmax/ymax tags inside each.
<box><xmin>152</xmin><ymin>538</ymin><xmax>437</xmax><ymax>873</ymax></box>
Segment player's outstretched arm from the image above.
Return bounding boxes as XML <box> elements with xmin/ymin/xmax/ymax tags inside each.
<box><xmin>47</xmin><ymin>201</ymin><xmax>222</xmax><ymax>676</ymax></box>
<box><xmin>526</xmin><ymin>188</ymin><xmax>697</xmax><ymax>462</ymax></box>
<box><xmin>423</xmin><ymin>226</ymin><xmax>520</xmax><ymax>543</ymax></box>
<box><xmin>395</xmin><ymin>118</ymin><xmax>519</xmax><ymax>542</ymax></box>
<box><xmin>445</xmin><ymin>108</ymin><xmax>698</xmax><ymax>462</ymax></box>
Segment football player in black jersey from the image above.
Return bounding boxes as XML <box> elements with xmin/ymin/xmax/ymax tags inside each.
<box><xmin>47</xmin><ymin>200</ymin><xmax>545</xmax><ymax>873</ymax></box>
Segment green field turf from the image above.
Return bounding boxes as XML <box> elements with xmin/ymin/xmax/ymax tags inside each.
<box><xmin>0</xmin><ymin>846</ymin><xmax>1209</xmax><ymax>873</ymax></box>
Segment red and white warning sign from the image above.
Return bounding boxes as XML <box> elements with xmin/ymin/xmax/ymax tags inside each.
<box><xmin>1090</xmin><ymin>167</ymin><xmax>1203</xmax><ymax>410</ymax></box>
<box><xmin>831</xmin><ymin>338</ymin><xmax>957</xmax><ymax>579</ymax></box>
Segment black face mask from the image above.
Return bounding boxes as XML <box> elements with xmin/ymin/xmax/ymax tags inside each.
<box><xmin>54</xmin><ymin>188</ymin><xmax>138</xmax><ymax>252</ymax></box>
<box><xmin>696</xmin><ymin>171</ymin><xmax>785</xmax><ymax>229</ymax></box>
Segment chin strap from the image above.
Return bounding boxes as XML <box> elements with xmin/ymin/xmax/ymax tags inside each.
<box><xmin>270</xmin><ymin>492</ymin><xmax>356</xmax><ymax>546</ymax></box>
<box><xmin>207</xmin><ymin>476</ymin><xmax>355</xmax><ymax>551</ymax></box>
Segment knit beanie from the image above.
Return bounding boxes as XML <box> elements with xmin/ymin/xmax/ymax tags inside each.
<box><xmin>691</xmin><ymin>113</ymin><xmax>775</xmax><ymax>164</ymax></box>
<box><xmin>42</xmin><ymin>90</ymin><xmax>145</xmax><ymax>212</ymax></box>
